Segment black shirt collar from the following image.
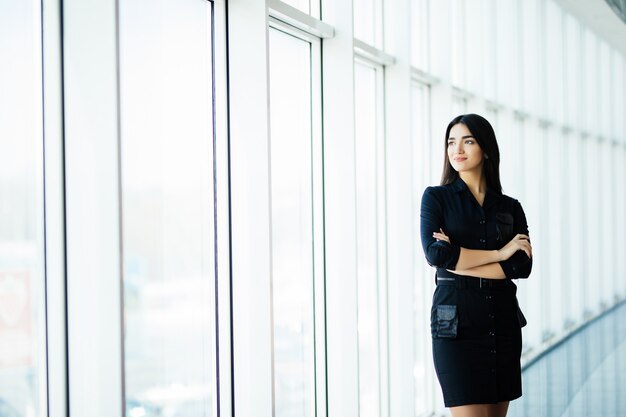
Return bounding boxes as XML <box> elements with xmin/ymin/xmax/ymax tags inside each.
<box><xmin>450</xmin><ymin>176</ymin><xmax>500</xmax><ymax>209</ymax></box>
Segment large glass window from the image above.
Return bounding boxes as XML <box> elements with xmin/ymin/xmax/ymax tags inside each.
<box><xmin>563</xmin><ymin>14</ymin><xmax>581</xmax><ymax>129</ymax></box>
<box><xmin>118</xmin><ymin>1</ymin><xmax>216</xmax><ymax>416</ymax></box>
<box><xmin>582</xmin><ymin>29</ymin><xmax>598</xmax><ymax>134</ymax></box>
<box><xmin>0</xmin><ymin>1</ymin><xmax>47</xmax><ymax>416</ymax></box>
<box><xmin>566</xmin><ymin>134</ymin><xmax>585</xmax><ymax>327</ymax></box>
<box><xmin>410</xmin><ymin>0</ymin><xmax>429</xmax><ymax>71</ymax></box>
<box><xmin>521</xmin><ymin>0</ymin><xmax>541</xmax><ymax>115</ymax></box>
<box><xmin>520</xmin><ymin>121</ymin><xmax>543</xmax><ymax>349</ymax></box>
<box><xmin>354</xmin><ymin>59</ymin><xmax>388</xmax><ymax>417</ymax></box>
<box><xmin>451</xmin><ymin>95</ymin><xmax>467</xmax><ymax>117</ymax></box>
<box><xmin>545</xmin><ymin>0</ymin><xmax>564</xmax><ymax>124</ymax></box>
<box><xmin>496</xmin><ymin>0</ymin><xmax>520</xmax><ymax>107</ymax></box>
<box><xmin>354</xmin><ymin>0</ymin><xmax>383</xmax><ymax>48</ymax></box>
<box><xmin>598</xmin><ymin>42</ymin><xmax>611</xmax><ymax>139</ymax></box>
<box><xmin>268</xmin><ymin>26</ymin><xmax>325</xmax><ymax>417</ymax></box>
<box><xmin>411</xmin><ymin>82</ymin><xmax>438</xmax><ymax>416</ymax></box>
<box><xmin>546</xmin><ymin>129</ymin><xmax>564</xmax><ymax>335</ymax></box>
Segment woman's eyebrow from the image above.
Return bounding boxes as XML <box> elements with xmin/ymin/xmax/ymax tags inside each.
<box><xmin>448</xmin><ymin>135</ymin><xmax>475</xmax><ymax>140</ymax></box>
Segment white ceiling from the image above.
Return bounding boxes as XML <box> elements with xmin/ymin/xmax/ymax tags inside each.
<box><xmin>554</xmin><ymin>0</ymin><xmax>626</xmax><ymax>55</ymax></box>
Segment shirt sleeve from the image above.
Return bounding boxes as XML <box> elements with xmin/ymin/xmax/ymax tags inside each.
<box><xmin>420</xmin><ymin>187</ymin><xmax>461</xmax><ymax>269</ymax></box>
<box><xmin>498</xmin><ymin>199</ymin><xmax>533</xmax><ymax>279</ymax></box>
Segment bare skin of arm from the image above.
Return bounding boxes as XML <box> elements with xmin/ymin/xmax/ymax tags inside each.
<box><xmin>432</xmin><ymin>228</ymin><xmax>532</xmax><ymax>277</ymax></box>
<box><xmin>451</xmin><ymin>262</ymin><xmax>507</xmax><ymax>279</ymax></box>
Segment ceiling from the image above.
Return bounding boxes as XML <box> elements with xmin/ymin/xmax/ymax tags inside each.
<box><xmin>554</xmin><ymin>0</ymin><xmax>626</xmax><ymax>55</ymax></box>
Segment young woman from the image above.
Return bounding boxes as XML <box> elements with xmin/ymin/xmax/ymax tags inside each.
<box><xmin>420</xmin><ymin>114</ymin><xmax>533</xmax><ymax>417</ymax></box>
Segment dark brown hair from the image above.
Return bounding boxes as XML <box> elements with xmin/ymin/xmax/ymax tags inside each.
<box><xmin>440</xmin><ymin>114</ymin><xmax>502</xmax><ymax>194</ymax></box>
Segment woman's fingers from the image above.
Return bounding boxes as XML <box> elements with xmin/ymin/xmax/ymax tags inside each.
<box><xmin>517</xmin><ymin>238</ymin><xmax>532</xmax><ymax>258</ymax></box>
<box><xmin>432</xmin><ymin>231</ymin><xmax>531</xmax><ymax>256</ymax></box>
<box><xmin>432</xmin><ymin>231</ymin><xmax>450</xmax><ymax>243</ymax></box>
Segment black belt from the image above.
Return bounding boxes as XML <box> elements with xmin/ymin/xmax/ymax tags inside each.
<box><xmin>436</xmin><ymin>268</ymin><xmax>510</xmax><ymax>289</ymax></box>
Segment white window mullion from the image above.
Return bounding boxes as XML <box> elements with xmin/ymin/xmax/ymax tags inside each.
<box><xmin>42</xmin><ymin>0</ymin><xmax>67</xmax><ymax>415</ymax></box>
<box><xmin>375</xmin><ymin>64</ymin><xmax>389</xmax><ymax>417</ymax></box>
<box><xmin>228</xmin><ymin>1</ymin><xmax>274</xmax><ymax>416</ymax></box>
<box><xmin>212</xmin><ymin>2</ymin><xmax>233</xmax><ymax>417</ymax></box>
<box><xmin>310</xmin><ymin>36</ymin><xmax>328</xmax><ymax>417</ymax></box>
<box><xmin>320</xmin><ymin>2</ymin><xmax>360</xmax><ymax>416</ymax></box>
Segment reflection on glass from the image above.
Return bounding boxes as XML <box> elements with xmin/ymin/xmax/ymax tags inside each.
<box><xmin>268</xmin><ymin>28</ymin><xmax>315</xmax><ymax>417</ymax></box>
<box><xmin>354</xmin><ymin>61</ymin><xmax>381</xmax><ymax>417</ymax></box>
<box><xmin>0</xmin><ymin>1</ymin><xmax>47</xmax><ymax>416</ymax></box>
<box><xmin>119</xmin><ymin>1</ymin><xmax>215</xmax><ymax>416</ymax></box>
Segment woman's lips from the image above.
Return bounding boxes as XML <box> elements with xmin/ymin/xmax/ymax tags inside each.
<box><xmin>454</xmin><ymin>157</ymin><xmax>467</xmax><ymax>162</ymax></box>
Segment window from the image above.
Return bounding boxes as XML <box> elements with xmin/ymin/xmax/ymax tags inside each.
<box><xmin>119</xmin><ymin>1</ymin><xmax>217</xmax><ymax>415</ymax></box>
<box><xmin>268</xmin><ymin>25</ymin><xmax>326</xmax><ymax>417</ymax></box>
<box><xmin>0</xmin><ymin>1</ymin><xmax>47</xmax><ymax>416</ymax></box>
<box><xmin>280</xmin><ymin>0</ymin><xmax>320</xmax><ymax>19</ymax></box>
<box><xmin>411</xmin><ymin>82</ymin><xmax>438</xmax><ymax>416</ymax></box>
<box><xmin>354</xmin><ymin>58</ymin><xmax>388</xmax><ymax>417</ymax></box>
<box><xmin>354</xmin><ymin>0</ymin><xmax>383</xmax><ymax>48</ymax></box>
<box><xmin>410</xmin><ymin>0</ymin><xmax>430</xmax><ymax>71</ymax></box>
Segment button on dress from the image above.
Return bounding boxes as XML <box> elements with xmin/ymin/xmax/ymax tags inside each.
<box><xmin>420</xmin><ymin>176</ymin><xmax>533</xmax><ymax>407</ymax></box>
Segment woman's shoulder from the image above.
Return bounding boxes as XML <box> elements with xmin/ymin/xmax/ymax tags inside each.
<box><xmin>498</xmin><ymin>192</ymin><xmax>524</xmax><ymax>210</ymax></box>
<box><xmin>420</xmin><ymin>184</ymin><xmax>457</xmax><ymax>209</ymax></box>
<box><xmin>423</xmin><ymin>182</ymin><xmax>454</xmax><ymax>194</ymax></box>
<box><xmin>421</xmin><ymin>183</ymin><xmax>453</xmax><ymax>199</ymax></box>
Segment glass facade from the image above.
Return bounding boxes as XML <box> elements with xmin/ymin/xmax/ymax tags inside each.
<box><xmin>354</xmin><ymin>59</ymin><xmax>386</xmax><ymax>417</ymax></box>
<box><xmin>119</xmin><ymin>1</ymin><xmax>216</xmax><ymax>416</ymax></box>
<box><xmin>4</xmin><ymin>0</ymin><xmax>626</xmax><ymax>416</ymax></box>
<box><xmin>268</xmin><ymin>27</ymin><xmax>318</xmax><ymax>417</ymax></box>
<box><xmin>0</xmin><ymin>1</ymin><xmax>47</xmax><ymax>416</ymax></box>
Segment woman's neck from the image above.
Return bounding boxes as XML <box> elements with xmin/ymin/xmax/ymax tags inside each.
<box><xmin>459</xmin><ymin>172</ymin><xmax>487</xmax><ymax>195</ymax></box>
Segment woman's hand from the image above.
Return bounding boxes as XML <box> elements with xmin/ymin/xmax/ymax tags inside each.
<box><xmin>498</xmin><ymin>234</ymin><xmax>532</xmax><ymax>261</ymax></box>
<box><xmin>432</xmin><ymin>228</ymin><xmax>450</xmax><ymax>244</ymax></box>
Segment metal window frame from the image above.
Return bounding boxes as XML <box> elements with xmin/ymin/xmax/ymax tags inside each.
<box><xmin>42</xmin><ymin>0</ymin><xmax>68</xmax><ymax>415</ymax></box>
<box><xmin>354</xmin><ymin>39</ymin><xmax>396</xmax><ymax>67</ymax></box>
<box><xmin>268</xmin><ymin>0</ymin><xmax>334</xmax><ymax>39</ymax></box>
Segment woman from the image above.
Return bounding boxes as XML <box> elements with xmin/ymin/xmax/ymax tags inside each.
<box><xmin>420</xmin><ymin>114</ymin><xmax>533</xmax><ymax>417</ymax></box>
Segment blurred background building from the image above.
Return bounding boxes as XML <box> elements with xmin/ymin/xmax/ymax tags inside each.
<box><xmin>1</xmin><ymin>0</ymin><xmax>625</xmax><ymax>416</ymax></box>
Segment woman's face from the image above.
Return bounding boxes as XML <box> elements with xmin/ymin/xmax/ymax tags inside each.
<box><xmin>447</xmin><ymin>123</ymin><xmax>485</xmax><ymax>173</ymax></box>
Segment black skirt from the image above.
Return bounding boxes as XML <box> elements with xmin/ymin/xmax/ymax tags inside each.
<box><xmin>430</xmin><ymin>273</ymin><xmax>524</xmax><ymax>407</ymax></box>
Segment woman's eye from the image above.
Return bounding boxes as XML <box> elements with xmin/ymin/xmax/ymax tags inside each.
<box><xmin>447</xmin><ymin>141</ymin><xmax>454</xmax><ymax>146</ymax></box>
<box><xmin>465</xmin><ymin>140</ymin><xmax>474</xmax><ymax>144</ymax></box>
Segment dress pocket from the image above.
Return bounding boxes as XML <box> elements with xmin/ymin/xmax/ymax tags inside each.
<box><xmin>431</xmin><ymin>304</ymin><xmax>458</xmax><ymax>338</ymax></box>
<box><xmin>495</xmin><ymin>211</ymin><xmax>515</xmax><ymax>242</ymax></box>
<box><xmin>515</xmin><ymin>299</ymin><xmax>527</xmax><ymax>328</ymax></box>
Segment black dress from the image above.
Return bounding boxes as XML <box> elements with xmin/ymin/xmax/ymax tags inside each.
<box><xmin>420</xmin><ymin>177</ymin><xmax>532</xmax><ymax>407</ymax></box>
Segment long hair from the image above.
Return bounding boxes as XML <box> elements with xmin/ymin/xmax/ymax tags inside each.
<box><xmin>440</xmin><ymin>113</ymin><xmax>503</xmax><ymax>194</ymax></box>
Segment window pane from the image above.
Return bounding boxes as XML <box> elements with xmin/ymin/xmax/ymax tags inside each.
<box><xmin>411</xmin><ymin>82</ymin><xmax>437</xmax><ymax>416</ymax></box>
<box><xmin>354</xmin><ymin>0</ymin><xmax>381</xmax><ymax>48</ymax></box>
<box><xmin>119</xmin><ymin>1</ymin><xmax>216</xmax><ymax>416</ymax></box>
<box><xmin>354</xmin><ymin>61</ymin><xmax>381</xmax><ymax>417</ymax></box>
<box><xmin>0</xmin><ymin>1</ymin><xmax>47</xmax><ymax>416</ymax></box>
<box><xmin>410</xmin><ymin>0</ymin><xmax>430</xmax><ymax>70</ymax></box>
<box><xmin>268</xmin><ymin>28</ymin><xmax>316</xmax><ymax>417</ymax></box>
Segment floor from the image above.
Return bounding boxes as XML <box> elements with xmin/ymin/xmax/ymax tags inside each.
<box><xmin>508</xmin><ymin>302</ymin><xmax>626</xmax><ymax>417</ymax></box>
